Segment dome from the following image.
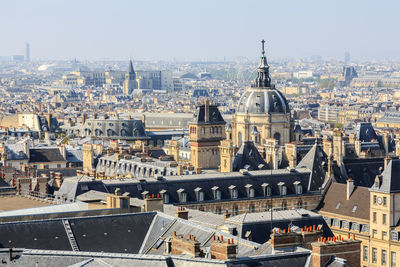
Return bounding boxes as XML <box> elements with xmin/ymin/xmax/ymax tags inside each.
<box><xmin>236</xmin><ymin>87</ymin><xmax>289</xmax><ymax>114</ymax></box>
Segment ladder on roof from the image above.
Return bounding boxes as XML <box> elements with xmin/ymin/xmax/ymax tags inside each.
<box><xmin>62</xmin><ymin>219</ymin><xmax>80</xmax><ymax>252</ymax></box>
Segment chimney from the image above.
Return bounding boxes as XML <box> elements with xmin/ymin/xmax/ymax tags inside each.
<box><xmin>141</xmin><ymin>114</ymin><xmax>146</xmax><ymax>128</ymax></box>
<box><xmin>90</xmin><ymin>169</ymin><xmax>96</xmax><ymax>178</ymax></box>
<box><xmin>195</xmin><ymin>167</ymin><xmax>202</xmax><ymax>174</ymax></box>
<box><xmin>106</xmin><ymin>188</ymin><xmax>130</xmax><ymax>209</ymax></box>
<box><xmin>170</xmin><ymin>233</ymin><xmax>201</xmax><ymax>257</ymax></box>
<box><xmin>82</xmin><ymin>113</ymin><xmax>87</xmax><ymax>125</ymax></box>
<box><xmin>210</xmin><ymin>236</ymin><xmax>237</xmax><ymax>260</ymax></box>
<box><xmin>204</xmin><ymin>99</ymin><xmax>209</xmax><ymax>123</ymax></box>
<box><xmin>269</xmin><ymin>226</ymin><xmax>323</xmax><ymax>251</ymax></box>
<box><xmin>175</xmin><ymin>207</ymin><xmax>189</xmax><ymax>220</ymax></box>
<box><xmin>311</xmin><ymin>236</ymin><xmax>361</xmax><ymax>267</ymax></box>
<box><xmin>346</xmin><ymin>178</ymin><xmax>354</xmax><ymax>200</ymax></box>
<box><xmin>384</xmin><ymin>156</ymin><xmax>391</xmax><ymax>169</ymax></box>
<box><xmin>143</xmin><ymin>194</ymin><xmax>164</xmax><ymax>212</ymax></box>
<box><xmin>23</xmin><ymin>140</ymin><xmax>30</xmax><ymax>159</ymax></box>
<box><xmin>55</xmin><ymin>172</ymin><xmax>63</xmax><ymax>188</ymax></box>
<box><xmin>177</xmin><ymin>165</ymin><xmax>183</xmax><ymax>175</ymax></box>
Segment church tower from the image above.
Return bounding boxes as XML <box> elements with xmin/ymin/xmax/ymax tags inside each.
<box><xmin>232</xmin><ymin>40</ymin><xmax>294</xmax><ymax>148</ymax></box>
<box><xmin>189</xmin><ymin>100</ymin><xmax>226</xmax><ymax>170</ymax></box>
<box><xmin>123</xmin><ymin>60</ymin><xmax>137</xmax><ymax>95</ymax></box>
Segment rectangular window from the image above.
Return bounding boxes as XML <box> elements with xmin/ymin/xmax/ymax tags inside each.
<box><xmin>198</xmin><ymin>191</ymin><xmax>204</xmax><ymax>202</ymax></box>
<box><xmin>373</xmin><ymin>212</ymin><xmax>377</xmax><ymax>223</ymax></box>
<box><xmin>383</xmin><ymin>214</ymin><xmax>387</xmax><ymax>225</ymax></box>
<box><xmin>163</xmin><ymin>194</ymin><xmax>169</xmax><ymax>204</ymax></box>
<box><xmin>266</xmin><ymin>187</ymin><xmax>271</xmax><ymax>197</ymax></box>
<box><xmin>391</xmin><ymin>252</ymin><xmax>396</xmax><ymax>267</ymax></box>
<box><xmin>232</xmin><ymin>189</ymin><xmax>238</xmax><ymax>199</ymax></box>
<box><xmin>216</xmin><ymin>190</ymin><xmax>221</xmax><ymax>200</ymax></box>
<box><xmin>181</xmin><ymin>192</ymin><xmax>187</xmax><ymax>203</ymax></box>
<box><xmin>382</xmin><ymin>249</ymin><xmax>387</xmax><ymax>265</ymax></box>
<box><xmin>383</xmin><ymin>231</ymin><xmax>387</xmax><ymax>239</ymax></box>
<box><xmin>297</xmin><ymin>185</ymin><xmax>302</xmax><ymax>194</ymax></box>
<box><xmin>249</xmin><ymin>188</ymin><xmax>255</xmax><ymax>198</ymax></box>
<box><xmin>372</xmin><ymin>248</ymin><xmax>377</xmax><ymax>263</ymax></box>
<box><xmin>374</xmin><ymin>195</ymin><xmax>377</xmax><ymax>204</ymax></box>
<box><xmin>373</xmin><ymin>229</ymin><xmax>378</xmax><ymax>238</ymax></box>
<box><xmin>384</xmin><ymin>197</ymin><xmax>387</xmax><ymax>206</ymax></box>
<box><xmin>363</xmin><ymin>246</ymin><xmax>368</xmax><ymax>262</ymax></box>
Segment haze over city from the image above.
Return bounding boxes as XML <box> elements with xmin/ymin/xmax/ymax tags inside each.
<box><xmin>1</xmin><ymin>0</ymin><xmax>400</xmax><ymax>61</ymax></box>
<box><xmin>1</xmin><ymin>1</ymin><xmax>400</xmax><ymax>266</ymax></box>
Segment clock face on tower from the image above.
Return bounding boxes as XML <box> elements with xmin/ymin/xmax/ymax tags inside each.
<box><xmin>377</xmin><ymin>197</ymin><xmax>383</xmax><ymax>205</ymax></box>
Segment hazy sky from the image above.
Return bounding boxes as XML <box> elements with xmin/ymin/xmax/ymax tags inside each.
<box><xmin>1</xmin><ymin>0</ymin><xmax>399</xmax><ymax>61</ymax></box>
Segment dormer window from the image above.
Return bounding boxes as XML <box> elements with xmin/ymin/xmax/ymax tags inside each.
<box><xmin>245</xmin><ymin>184</ymin><xmax>255</xmax><ymax>198</ymax></box>
<box><xmin>294</xmin><ymin>181</ymin><xmax>302</xmax><ymax>195</ymax></box>
<box><xmin>212</xmin><ymin>186</ymin><xmax>221</xmax><ymax>200</ymax></box>
<box><xmin>160</xmin><ymin>189</ymin><xmax>169</xmax><ymax>204</ymax></box>
<box><xmin>177</xmin><ymin>188</ymin><xmax>187</xmax><ymax>203</ymax></box>
<box><xmin>194</xmin><ymin>187</ymin><xmax>204</xmax><ymax>202</ymax></box>
<box><xmin>278</xmin><ymin>182</ymin><xmax>287</xmax><ymax>196</ymax></box>
<box><xmin>229</xmin><ymin>185</ymin><xmax>238</xmax><ymax>199</ymax></box>
<box><xmin>262</xmin><ymin>183</ymin><xmax>271</xmax><ymax>197</ymax></box>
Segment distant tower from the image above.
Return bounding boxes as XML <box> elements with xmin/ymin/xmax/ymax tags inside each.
<box><xmin>123</xmin><ymin>60</ymin><xmax>137</xmax><ymax>94</ymax></box>
<box><xmin>189</xmin><ymin>100</ymin><xmax>226</xmax><ymax>170</ymax></box>
<box><xmin>344</xmin><ymin>51</ymin><xmax>350</xmax><ymax>64</ymax></box>
<box><xmin>25</xmin><ymin>43</ymin><xmax>30</xmax><ymax>62</ymax></box>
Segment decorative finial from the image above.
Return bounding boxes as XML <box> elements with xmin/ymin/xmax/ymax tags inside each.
<box><xmin>261</xmin><ymin>40</ymin><xmax>265</xmax><ymax>57</ymax></box>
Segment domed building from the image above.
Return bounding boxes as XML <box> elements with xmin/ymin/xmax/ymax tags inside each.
<box><xmin>232</xmin><ymin>41</ymin><xmax>294</xmax><ymax>147</ymax></box>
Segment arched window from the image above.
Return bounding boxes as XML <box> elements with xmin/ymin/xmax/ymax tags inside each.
<box><xmin>95</xmin><ymin>129</ymin><xmax>102</xmax><ymax>136</ymax></box>
<box><xmin>107</xmin><ymin>129</ymin><xmax>114</xmax><ymax>137</ymax></box>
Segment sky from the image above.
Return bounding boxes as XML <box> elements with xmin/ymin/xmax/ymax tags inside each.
<box><xmin>1</xmin><ymin>0</ymin><xmax>399</xmax><ymax>61</ymax></box>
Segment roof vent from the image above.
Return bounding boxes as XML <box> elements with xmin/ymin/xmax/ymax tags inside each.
<box><xmin>287</xmin><ymin>167</ymin><xmax>296</xmax><ymax>172</ymax></box>
<box><xmin>239</xmin><ymin>169</ymin><xmax>249</xmax><ymax>175</ymax></box>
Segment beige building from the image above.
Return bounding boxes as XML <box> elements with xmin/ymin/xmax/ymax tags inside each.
<box><xmin>189</xmin><ymin>100</ymin><xmax>226</xmax><ymax>170</ymax></box>
<box><xmin>319</xmin><ymin>159</ymin><xmax>400</xmax><ymax>267</ymax></box>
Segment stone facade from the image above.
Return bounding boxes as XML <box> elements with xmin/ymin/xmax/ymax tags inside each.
<box><xmin>189</xmin><ymin>100</ymin><xmax>226</xmax><ymax>169</ymax></box>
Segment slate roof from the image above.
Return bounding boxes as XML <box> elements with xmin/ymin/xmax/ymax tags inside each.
<box><xmin>232</xmin><ymin>141</ymin><xmax>268</xmax><ymax>171</ymax></box>
<box><xmin>339</xmin><ymin>158</ymin><xmax>384</xmax><ymax>187</ymax></box>
<box><xmin>296</xmin><ymin>143</ymin><xmax>328</xmax><ymax>191</ymax></box>
<box><xmin>370</xmin><ymin>159</ymin><xmax>400</xmax><ymax>193</ymax></box>
<box><xmin>193</xmin><ymin>103</ymin><xmax>225</xmax><ymax>125</ymax></box>
<box><xmin>0</xmin><ymin>247</ymin><xmax>313</xmax><ymax>266</ymax></box>
<box><xmin>318</xmin><ymin>182</ymin><xmax>370</xmax><ymax>221</ymax></box>
<box><xmin>354</xmin><ymin>122</ymin><xmax>378</xmax><ymax>142</ymax></box>
<box><xmin>0</xmin><ymin>211</ymin><xmax>274</xmax><ymax>259</ymax></box>
<box><xmin>56</xmin><ymin>167</ymin><xmax>320</xmax><ymax>205</ymax></box>
<box><xmin>225</xmin><ymin>209</ymin><xmax>331</xmax><ymax>244</ymax></box>
<box><xmin>29</xmin><ymin>148</ymin><xmax>66</xmax><ymax>163</ymax></box>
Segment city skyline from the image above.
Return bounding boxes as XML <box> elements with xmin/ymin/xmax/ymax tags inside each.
<box><xmin>1</xmin><ymin>0</ymin><xmax>399</xmax><ymax>61</ymax></box>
